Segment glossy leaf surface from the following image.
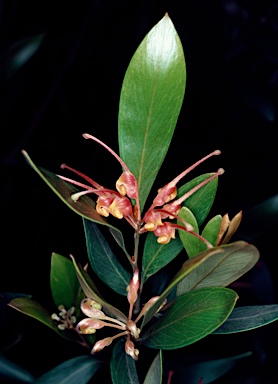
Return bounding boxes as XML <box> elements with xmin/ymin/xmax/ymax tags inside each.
<box><xmin>50</xmin><ymin>253</ymin><xmax>80</xmax><ymax>309</ymax></box>
<box><xmin>8</xmin><ymin>298</ymin><xmax>60</xmax><ymax>335</ymax></box>
<box><xmin>141</xmin><ymin>247</ymin><xmax>224</xmax><ymax>327</ymax></box>
<box><xmin>178</xmin><ymin>206</ymin><xmax>199</xmax><ymax>258</ymax></box>
<box><xmin>21</xmin><ymin>151</ymin><xmax>128</xmax><ymax>254</ymax></box>
<box><xmin>141</xmin><ymin>232</ymin><xmax>184</xmax><ymax>286</ymax></box>
<box><xmin>213</xmin><ymin>305</ymin><xmax>278</xmax><ymax>334</ymax></box>
<box><xmin>140</xmin><ymin>287</ymin><xmax>237</xmax><ymax>349</ymax></box>
<box><xmin>177</xmin><ymin>173</ymin><xmax>218</xmax><ymax>226</ymax></box>
<box><xmin>118</xmin><ymin>14</ymin><xmax>186</xmax><ymax>210</ymax></box>
<box><xmin>35</xmin><ymin>355</ymin><xmax>102</xmax><ymax>384</ymax></box>
<box><xmin>110</xmin><ymin>340</ymin><xmax>140</xmax><ymax>384</ymax></box>
<box><xmin>143</xmin><ymin>351</ymin><xmax>163</xmax><ymax>384</ymax></box>
<box><xmin>83</xmin><ymin>219</ymin><xmax>131</xmax><ymax>295</ymax></box>
<box><xmin>177</xmin><ymin>241</ymin><xmax>259</xmax><ymax>296</ymax></box>
<box><xmin>70</xmin><ymin>255</ymin><xmax>127</xmax><ymax>323</ymax></box>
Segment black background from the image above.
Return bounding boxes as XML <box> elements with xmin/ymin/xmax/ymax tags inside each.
<box><xmin>1</xmin><ymin>1</ymin><xmax>278</xmax><ymax>383</ymax></box>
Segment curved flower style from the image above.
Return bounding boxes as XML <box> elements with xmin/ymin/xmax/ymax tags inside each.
<box><xmin>58</xmin><ymin>133</ymin><xmax>224</xmax><ymax>245</ymax></box>
<box><xmin>76</xmin><ymin>272</ymin><xmax>166</xmax><ymax>359</ymax></box>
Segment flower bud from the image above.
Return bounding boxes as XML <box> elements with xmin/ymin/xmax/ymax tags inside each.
<box><xmin>125</xmin><ymin>340</ymin><xmax>139</xmax><ymax>360</ymax></box>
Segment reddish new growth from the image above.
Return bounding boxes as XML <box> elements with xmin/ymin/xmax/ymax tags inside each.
<box><xmin>58</xmin><ymin>133</ymin><xmax>223</xmax><ymax>246</ymax></box>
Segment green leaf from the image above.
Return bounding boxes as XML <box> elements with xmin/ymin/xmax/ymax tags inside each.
<box><xmin>141</xmin><ymin>232</ymin><xmax>184</xmax><ymax>286</ymax></box>
<box><xmin>110</xmin><ymin>339</ymin><xmax>140</xmax><ymax>384</ymax></box>
<box><xmin>178</xmin><ymin>206</ymin><xmax>199</xmax><ymax>258</ymax></box>
<box><xmin>167</xmin><ymin>352</ymin><xmax>251</xmax><ymax>384</ymax></box>
<box><xmin>140</xmin><ymin>287</ymin><xmax>237</xmax><ymax>349</ymax></box>
<box><xmin>35</xmin><ymin>355</ymin><xmax>102</xmax><ymax>384</ymax></box>
<box><xmin>176</xmin><ymin>241</ymin><xmax>259</xmax><ymax>296</ymax></box>
<box><xmin>200</xmin><ymin>214</ymin><xmax>222</xmax><ymax>251</ymax></box>
<box><xmin>8</xmin><ymin>298</ymin><xmax>60</xmax><ymax>335</ymax></box>
<box><xmin>83</xmin><ymin>219</ymin><xmax>131</xmax><ymax>295</ymax></box>
<box><xmin>213</xmin><ymin>305</ymin><xmax>278</xmax><ymax>334</ymax></box>
<box><xmin>70</xmin><ymin>255</ymin><xmax>127</xmax><ymax>323</ymax></box>
<box><xmin>22</xmin><ymin>151</ymin><xmax>128</xmax><ymax>255</ymax></box>
<box><xmin>0</xmin><ymin>356</ymin><xmax>35</xmax><ymax>383</ymax></box>
<box><xmin>50</xmin><ymin>253</ymin><xmax>80</xmax><ymax>309</ymax></box>
<box><xmin>143</xmin><ymin>351</ymin><xmax>163</xmax><ymax>384</ymax></box>
<box><xmin>177</xmin><ymin>173</ymin><xmax>218</xmax><ymax>226</ymax></box>
<box><xmin>141</xmin><ymin>247</ymin><xmax>224</xmax><ymax>328</ymax></box>
<box><xmin>118</xmin><ymin>14</ymin><xmax>186</xmax><ymax>210</ymax></box>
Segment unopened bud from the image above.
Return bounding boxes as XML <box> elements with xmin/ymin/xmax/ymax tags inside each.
<box><xmin>91</xmin><ymin>337</ymin><xmax>113</xmax><ymax>354</ymax></box>
<box><xmin>127</xmin><ymin>268</ymin><xmax>140</xmax><ymax>306</ymax></box>
<box><xmin>125</xmin><ymin>340</ymin><xmax>139</xmax><ymax>360</ymax></box>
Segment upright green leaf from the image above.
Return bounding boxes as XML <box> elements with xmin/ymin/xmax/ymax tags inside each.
<box><xmin>50</xmin><ymin>253</ymin><xmax>80</xmax><ymax>309</ymax></box>
<box><xmin>140</xmin><ymin>287</ymin><xmax>237</xmax><ymax>349</ymax></box>
<box><xmin>176</xmin><ymin>241</ymin><xmax>259</xmax><ymax>296</ymax></box>
<box><xmin>177</xmin><ymin>173</ymin><xmax>218</xmax><ymax>226</ymax></box>
<box><xmin>35</xmin><ymin>356</ymin><xmax>102</xmax><ymax>384</ymax></box>
<box><xmin>118</xmin><ymin>14</ymin><xmax>186</xmax><ymax>210</ymax></box>
<box><xmin>199</xmin><ymin>214</ymin><xmax>222</xmax><ymax>252</ymax></box>
<box><xmin>143</xmin><ymin>351</ymin><xmax>163</xmax><ymax>384</ymax></box>
<box><xmin>178</xmin><ymin>207</ymin><xmax>199</xmax><ymax>258</ymax></box>
<box><xmin>83</xmin><ymin>219</ymin><xmax>131</xmax><ymax>295</ymax></box>
<box><xmin>22</xmin><ymin>151</ymin><xmax>128</xmax><ymax>255</ymax></box>
<box><xmin>110</xmin><ymin>339</ymin><xmax>140</xmax><ymax>384</ymax></box>
<box><xmin>213</xmin><ymin>305</ymin><xmax>278</xmax><ymax>334</ymax></box>
<box><xmin>70</xmin><ymin>255</ymin><xmax>127</xmax><ymax>323</ymax></box>
<box><xmin>141</xmin><ymin>232</ymin><xmax>184</xmax><ymax>286</ymax></box>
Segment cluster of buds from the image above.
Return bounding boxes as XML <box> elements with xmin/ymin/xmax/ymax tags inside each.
<box><xmin>51</xmin><ymin>305</ymin><xmax>76</xmax><ymax>330</ymax></box>
<box><xmin>58</xmin><ymin>134</ymin><xmax>224</xmax><ymax>246</ymax></box>
<box><xmin>76</xmin><ymin>270</ymin><xmax>165</xmax><ymax>360</ymax></box>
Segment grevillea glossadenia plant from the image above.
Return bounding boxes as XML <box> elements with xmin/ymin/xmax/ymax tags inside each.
<box><xmin>8</xmin><ymin>13</ymin><xmax>278</xmax><ymax>384</ymax></box>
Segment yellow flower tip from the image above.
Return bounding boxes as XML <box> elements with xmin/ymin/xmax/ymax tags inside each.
<box><xmin>157</xmin><ymin>235</ymin><xmax>170</xmax><ymax>244</ymax></box>
<box><xmin>116</xmin><ymin>183</ymin><xmax>127</xmax><ymax>196</ymax></box>
<box><xmin>214</xmin><ymin>150</ymin><xmax>221</xmax><ymax>156</ymax></box>
<box><xmin>80</xmin><ymin>326</ymin><xmax>97</xmax><ymax>334</ymax></box>
<box><xmin>96</xmin><ymin>205</ymin><xmax>110</xmax><ymax>217</ymax></box>
<box><xmin>144</xmin><ymin>222</ymin><xmax>156</xmax><ymax>231</ymax></box>
<box><xmin>111</xmin><ymin>208</ymin><xmax>124</xmax><ymax>219</ymax></box>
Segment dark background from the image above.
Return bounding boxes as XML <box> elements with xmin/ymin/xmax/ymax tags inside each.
<box><xmin>1</xmin><ymin>1</ymin><xmax>278</xmax><ymax>383</ymax></box>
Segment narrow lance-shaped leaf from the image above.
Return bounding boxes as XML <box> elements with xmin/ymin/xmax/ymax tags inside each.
<box><xmin>140</xmin><ymin>287</ymin><xmax>238</xmax><ymax>349</ymax></box>
<box><xmin>35</xmin><ymin>355</ymin><xmax>102</xmax><ymax>384</ymax></box>
<box><xmin>177</xmin><ymin>173</ymin><xmax>218</xmax><ymax>226</ymax></box>
<box><xmin>143</xmin><ymin>351</ymin><xmax>163</xmax><ymax>384</ymax></box>
<box><xmin>213</xmin><ymin>305</ymin><xmax>278</xmax><ymax>334</ymax></box>
<box><xmin>70</xmin><ymin>254</ymin><xmax>127</xmax><ymax>323</ymax></box>
<box><xmin>176</xmin><ymin>241</ymin><xmax>260</xmax><ymax>296</ymax></box>
<box><xmin>118</xmin><ymin>14</ymin><xmax>186</xmax><ymax>210</ymax></box>
<box><xmin>141</xmin><ymin>247</ymin><xmax>224</xmax><ymax>328</ymax></box>
<box><xmin>83</xmin><ymin>219</ymin><xmax>131</xmax><ymax>296</ymax></box>
<box><xmin>21</xmin><ymin>151</ymin><xmax>128</xmax><ymax>255</ymax></box>
<box><xmin>110</xmin><ymin>339</ymin><xmax>140</xmax><ymax>384</ymax></box>
<box><xmin>8</xmin><ymin>298</ymin><xmax>61</xmax><ymax>336</ymax></box>
<box><xmin>141</xmin><ymin>232</ymin><xmax>184</xmax><ymax>286</ymax></box>
<box><xmin>50</xmin><ymin>253</ymin><xmax>80</xmax><ymax>309</ymax></box>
